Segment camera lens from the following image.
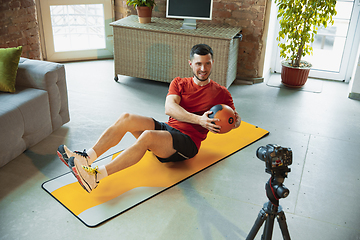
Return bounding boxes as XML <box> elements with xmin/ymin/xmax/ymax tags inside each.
<box><xmin>256</xmin><ymin>146</ymin><xmax>267</xmax><ymax>161</ymax></box>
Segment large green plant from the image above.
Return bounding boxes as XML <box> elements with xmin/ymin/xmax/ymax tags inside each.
<box><xmin>276</xmin><ymin>0</ymin><xmax>337</xmax><ymax>67</ymax></box>
<box><xmin>126</xmin><ymin>0</ymin><xmax>156</xmax><ymax>9</ymax></box>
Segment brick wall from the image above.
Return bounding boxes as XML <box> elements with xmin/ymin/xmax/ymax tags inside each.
<box><xmin>114</xmin><ymin>0</ymin><xmax>267</xmax><ymax>80</ymax></box>
<box><xmin>0</xmin><ymin>0</ymin><xmax>267</xmax><ymax>79</ymax></box>
<box><xmin>0</xmin><ymin>0</ymin><xmax>42</xmax><ymax>60</ymax></box>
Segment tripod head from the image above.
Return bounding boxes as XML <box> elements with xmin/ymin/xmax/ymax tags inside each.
<box><xmin>256</xmin><ymin>144</ymin><xmax>292</xmax><ymax>206</ymax></box>
<box><xmin>266</xmin><ymin>174</ymin><xmax>289</xmax><ymax>206</ymax></box>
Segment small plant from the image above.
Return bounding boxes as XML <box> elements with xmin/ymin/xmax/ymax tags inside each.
<box><xmin>276</xmin><ymin>0</ymin><xmax>337</xmax><ymax>67</ymax></box>
<box><xmin>126</xmin><ymin>0</ymin><xmax>156</xmax><ymax>9</ymax></box>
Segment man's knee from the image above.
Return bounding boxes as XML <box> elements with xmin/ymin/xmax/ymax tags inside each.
<box><xmin>137</xmin><ymin>130</ymin><xmax>155</xmax><ymax>145</ymax></box>
<box><xmin>114</xmin><ymin>112</ymin><xmax>139</xmax><ymax>127</ymax></box>
<box><xmin>137</xmin><ymin>130</ymin><xmax>171</xmax><ymax>148</ymax></box>
<box><xmin>109</xmin><ymin>113</ymin><xmax>133</xmax><ymax>134</ymax></box>
<box><xmin>137</xmin><ymin>130</ymin><xmax>175</xmax><ymax>158</ymax></box>
<box><xmin>117</xmin><ymin>112</ymin><xmax>131</xmax><ymax>123</ymax></box>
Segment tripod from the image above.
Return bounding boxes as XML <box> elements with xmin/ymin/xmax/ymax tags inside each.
<box><xmin>246</xmin><ymin>177</ymin><xmax>291</xmax><ymax>240</ymax></box>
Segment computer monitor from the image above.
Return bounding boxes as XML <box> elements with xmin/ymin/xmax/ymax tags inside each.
<box><xmin>166</xmin><ymin>0</ymin><xmax>213</xmax><ymax>29</ymax></box>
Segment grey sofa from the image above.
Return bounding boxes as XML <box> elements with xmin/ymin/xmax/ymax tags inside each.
<box><xmin>0</xmin><ymin>58</ymin><xmax>70</xmax><ymax>167</ymax></box>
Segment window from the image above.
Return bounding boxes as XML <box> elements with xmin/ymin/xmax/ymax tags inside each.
<box><xmin>39</xmin><ymin>0</ymin><xmax>113</xmax><ymax>61</ymax></box>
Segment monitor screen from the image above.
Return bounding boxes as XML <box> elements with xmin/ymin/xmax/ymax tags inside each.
<box><xmin>166</xmin><ymin>0</ymin><xmax>213</xmax><ymax>20</ymax></box>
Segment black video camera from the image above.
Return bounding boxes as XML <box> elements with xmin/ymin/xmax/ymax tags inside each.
<box><xmin>256</xmin><ymin>144</ymin><xmax>292</xmax><ymax>177</ymax></box>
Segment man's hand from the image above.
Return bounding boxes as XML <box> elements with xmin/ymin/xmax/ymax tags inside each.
<box><xmin>165</xmin><ymin>95</ymin><xmax>238</xmax><ymax>133</ymax></box>
<box><xmin>200</xmin><ymin>110</ymin><xmax>221</xmax><ymax>133</ymax></box>
<box><xmin>233</xmin><ymin>110</ymin><xmax>241</xmax><ymax>129</ymax></box>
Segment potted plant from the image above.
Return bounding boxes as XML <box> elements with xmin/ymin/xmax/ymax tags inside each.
<box><xmin>126</xmin><ymin>0</ymin><xmax>156</xmax><ymax>24</ymax></box>
<box><xmin>275</xmin><ymin>0</ymin><xmax>337</xmax><ymax>87</ymax></box>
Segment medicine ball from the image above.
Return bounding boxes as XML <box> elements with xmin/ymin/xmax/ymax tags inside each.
<box><xmin>208</xmin><ymin>104</ymin><xmax>235</xmax><ymax>134</ymax></box>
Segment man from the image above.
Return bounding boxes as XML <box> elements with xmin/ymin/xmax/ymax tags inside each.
<box><xmin>57</xmin><ymin>44</ymin><xmax>241</xmax><ymax>193</ymax></box>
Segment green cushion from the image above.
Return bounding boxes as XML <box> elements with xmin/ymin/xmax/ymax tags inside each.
<box><xmin>0</xmin><ymin>46</ymin><xmax>23</xmax><ymax>93</ymax></box>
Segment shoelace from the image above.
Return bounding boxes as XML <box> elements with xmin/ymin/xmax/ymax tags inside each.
<box><xmin>74</xmin><ymin>149</ymin><xmax>89</xmax><ymax>158</ymax></box>
<box><xmin>82</xmin><ymin>165</ymin><xmax>100</xmax><ymax>175</ymax></box>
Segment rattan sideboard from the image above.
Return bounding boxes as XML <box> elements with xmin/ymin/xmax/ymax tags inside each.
<box><xmin>110</xmin><ymin>15</ymin><xmax>242</xmax><ymax>88</ymax></box>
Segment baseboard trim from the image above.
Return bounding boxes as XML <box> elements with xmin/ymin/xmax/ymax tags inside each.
<box><xmin>234</xmin><ymin>77</ymin><xmax>264</xmax><ymax>85</ymax></box>
<box><xmin>348</xmin><ymin>92</ymin><xmax>360</xmax><ymax>101</ymax></box>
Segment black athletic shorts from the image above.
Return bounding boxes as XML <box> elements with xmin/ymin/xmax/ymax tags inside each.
<box><xmin>153</xmin><ymin>119</ymin><xmax>198</xmax><ymax>163</ymax></box>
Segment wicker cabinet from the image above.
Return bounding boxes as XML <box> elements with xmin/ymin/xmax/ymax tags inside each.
<box><xmin>110</xmin><ymin>15</ymin><xmax>241</xmax><ymax>88</ymax></box>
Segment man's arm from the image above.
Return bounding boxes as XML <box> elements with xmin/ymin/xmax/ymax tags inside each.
<box><xmin>165</xmin><ymin>94</ymin><xmax>220</xmax><ymax>133</ymax></box>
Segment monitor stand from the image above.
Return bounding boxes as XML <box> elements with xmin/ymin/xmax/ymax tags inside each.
<box><xmin>181</xmin><ymin>19</ymin><xmax>197</xmax><ymax>30</ymax></box>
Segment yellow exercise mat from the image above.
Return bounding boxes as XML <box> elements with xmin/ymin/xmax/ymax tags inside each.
<box><xmin>42</xmin><ymin>121</ymin><xmax>269</xmax><ymax>227</ymax></box>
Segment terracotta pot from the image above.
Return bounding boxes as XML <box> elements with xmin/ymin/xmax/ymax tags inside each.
<box><xmin>136</xmin><ymin>6</ymin><xmax>153</xmax><ymax>23</ymax></box>
<box><xmin>281</xmin><ymin>60</ymin><xmax>312</xmax><ymax>88</ymax></box>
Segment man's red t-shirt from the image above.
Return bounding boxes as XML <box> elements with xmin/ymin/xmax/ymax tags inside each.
<box><xmin>167</xmin><ymin>77</ymin><xmax>235</xmax><ymax>150</ymax></box>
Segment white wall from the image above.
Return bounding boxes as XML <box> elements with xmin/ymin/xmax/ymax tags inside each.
<box><xmin>262</xmin><ymin>0</ymin><xmax>278</xmax><ymax>81</ymax></box>
<box><xmin>349</xmin><ymin>47</ymin><xmax>360</xmax><ymax>100</ymax></box>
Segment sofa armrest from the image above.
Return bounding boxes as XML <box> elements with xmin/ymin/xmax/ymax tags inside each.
<box><xmin>15</xmin><ymin>58</ymin><xmax>70</xmax><ymax>130</ymax></box>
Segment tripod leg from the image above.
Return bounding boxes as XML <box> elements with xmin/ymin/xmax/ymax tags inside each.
<box><xmin>263</xmin><ymin>212</ymin><xmax>275</xmax><ymax>240</ymax></box>
<box><xmin>277</xmin><ymin>210</ymin><xmax>291</xmax><ymax>240</ymax></box>
<box><xmin>246</xmin><ymin>208</ymin><xmax>268</xmax><ymax>240</ymax></box>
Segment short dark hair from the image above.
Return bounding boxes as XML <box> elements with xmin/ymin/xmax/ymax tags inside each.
<box><xmin>190</xmin><ymin>44</ymin><xmax>213</xmax><ymax>60</ymax></box>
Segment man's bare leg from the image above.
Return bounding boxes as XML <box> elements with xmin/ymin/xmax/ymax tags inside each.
<box><xmin>91</xmin><ymin>113</ymin><xmax>158</xmax><ymax>160</ymax></box>
<box><xmin>105</xmin><ymin>130</ymin><xmax>176</xmax><ymax>175</ymax></box>
<box><xmin>58</xmin><ymin>113</ymin><xmax>156</xmax><ymax>167</ymax></box>
<box><xmin>73</xmin><ymin>117</ymin><xmax>177</xmax><ymax>192</ymax></box>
